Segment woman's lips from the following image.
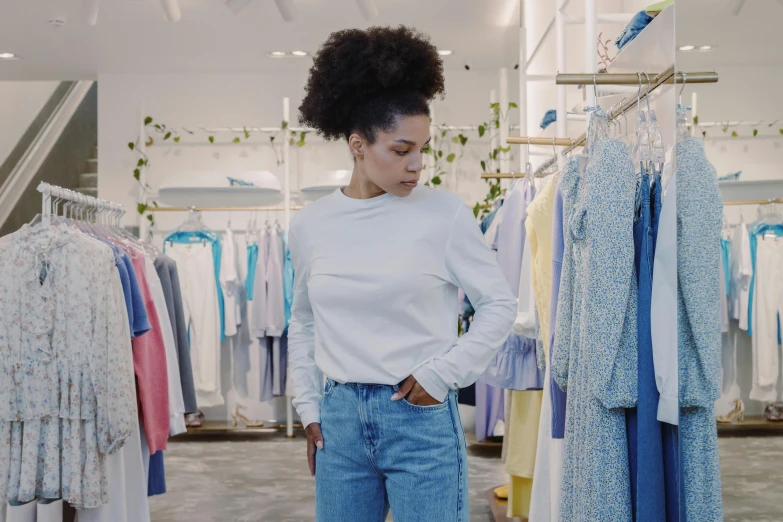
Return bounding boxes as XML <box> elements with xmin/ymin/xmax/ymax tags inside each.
<box><xmin>402</xmin><ymin>180</ymin><xmax>418</xmax><ymax>188</ymax></box>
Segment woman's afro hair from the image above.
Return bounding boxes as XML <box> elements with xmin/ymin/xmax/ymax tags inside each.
<box><xmin>298</xmin><ymin>26</ymin><xmax>445</xmax><ymax>142</ymax></box>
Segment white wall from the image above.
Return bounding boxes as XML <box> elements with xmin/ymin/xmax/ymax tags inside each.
<box><xmin>0</xmin><ymin>81</ymin><xmax>59</xmax><ymax>167</ymax></box>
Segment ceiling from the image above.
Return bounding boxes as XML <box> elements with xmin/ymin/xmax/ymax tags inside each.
<box><xmin>0</xmin><ymin>0</ymin><xmax>520</xmax><ymax>80</ymax></box>
<box><xmin>677</xmin><ymin>0</ymin><xmax>783</xmax><ymax>68</ymax></box>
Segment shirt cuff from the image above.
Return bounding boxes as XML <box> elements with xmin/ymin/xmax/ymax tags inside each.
<box><xmin>412</xmin><ymin>365</ymin><xmax>450</xmax><ymax>403</ymax></box>
<box><xmin>170</xmin><ymin>414</ymin><xmax>187</xmax><ymax>437</ymax></box>
<box><xmin>513</xmin><ymin>312</ymin><xmax>536</xmax><ymax>337</ymax></box>
<box><xmin>299</xmin><ymin>408</ymin><xmax>321</xmax><ymax>429</ymax></box>
<box><xmin>657</xmin><ymin>395</ymin><xmax>679</xmax><ymax>425</ymax></box>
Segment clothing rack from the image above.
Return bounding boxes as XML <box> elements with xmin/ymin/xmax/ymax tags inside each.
<box><xmin>481</xmin><ymin>171</ymin><xmax>553</xmax><ymax>180</ymax></box>
<box><xmin>724</xmin><ymin>198</ymin><xmax>783</xmax><ymax>206</ymax></box>
<box><xmin>510</xmin><ymin>67</ymin><xmax>719</xmax><ymax>177</ymax></box>
<box><xmin>37</xmin><ymin>182</ymin><xmax>126</xmax><ymax>227</ymax></box>
<box><xmin>147</xmin><ymin>205</ymin><xmax>304</xmax><ymax>212</ymax></box>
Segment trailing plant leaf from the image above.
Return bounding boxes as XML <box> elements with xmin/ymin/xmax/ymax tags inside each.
<box><xmin>431</xmin><ymin>176</ymin><xmax>442</xmax><ymax>185</ymax></box>
<box><xmin>481</xmin><ymin>160</ymin><xmax>487</xmax><ymax>171</ymax></box>
<box><xmin>446</xmin><ymin>153</ymin><xmax>456</xmax><ymax>163</ymax></box>
<box><xmin>731</xmin><ymin>131</ymin><xmax>738</xmax><ymax>137</ymax></box>
<box><xmin>438</xmin><ymin>150</ymin><xmax>443</xmax><ymax>158</ymax></box>
<box><xmin>147</xmin><ymin>214</ymin><xmax>154</xmax><ymax>224</ymax></box>
<box><xmin>133</xmin><ymin>169</ymin><xmax>141</xmax><ymax>180</ymax></box>
<box><xmin>442</xmin><ymin>130</ymin><xmax>447</xmax><ymax>138</ymax></box>
<box><xmin>459</xmin><ymin>134</ymin><xmax>468</xmax><ymax>146</ymax></box>
<box><xmin>270</xmin><ymin>135</ymin><xmax>276</xmax><ymax>142</ymax></box>
<box><xmin>244</xmin><ymin>127</ymin><xmax>250</xmax><ymax>139</ymax></box>
<box><xmin>693</xmin><ymin>115</ymin><xmax>699</xmax><ymax>125</ymax></box>
<box><xmin>137</xmin><ymin>203</ymin><xmax>148</xmax><ymax>215</ymax></box>
<box><xmin>128</xmin><ymin>142</ymin><xmax>135</xmax><ymax>151</ymax></box>
<box><xmin>144</xmin><ymin>116</ymin><xmax>153</xmax><ymax>125</ymax></box>
<box><xmin>509</xmin><ymin>102</ymin><xmax>518</xmax><ymax>109</ymax></box>
<box><xmin>208</xmin><ymin>136</ymin><xmax>215</xmax><ymax>143</ymax></box>
<box><xmin>282</xmin><ymin>120</ymin><xmax>288</xmax><ymax>129</ymax></box>
<box><xmin>473</xmin><ymin>203</ymin><xmax>482</xmax><ymax>218</ymax></box>
<box><xmin>233</xmin><ymin>137</ymin><xmax>241</xmax><ymax>143</ymax></box>
<box><xmin>173</xmin><ymin>136</ymin><xmax>180</xmax><ymax>143</ymax></box>
<box><xmin>137</xmin><ymin>159</ymin><xmax>145</xmax><ymax>167</ymax></box>
<box><xmin>152</xmin><ymin>201</ymin><xmax>159</xmax><ymax>207</ymax></box>
<box><xmin>164</xmin><ymin>132</ymin><xmax>172</xmax><ymax>140</ymax></box>
<box><xmin>452</xmin><ymin>137</ymin><xmax>460</xmax><ymax>144</ymax></box>
<box><xmin>478</xmin><ymin>125</ymin><xmax>486</xmax><ymax>138</ymax></box>
<box><xmin>753</xmin><ymin>129</ymin><xmax>759</xmax><ymax>137</ymax></box>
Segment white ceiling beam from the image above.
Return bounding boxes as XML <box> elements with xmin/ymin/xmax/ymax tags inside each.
<box><xmin>356</xmin><ymin>0</ymin><xmax>379</xmax><ymax>21</ymax></box>
<box><xmin>274</xmin><ymin>0</ymin><xmax>298</xmax><ymax>22</ymax></box>
<box><xmin>84</xmin><ymin>0</ymin><xmax>99</xmax><ymax>26</ymax></box>
<box><xmin>225</xmin><ymin>0</ymin><xmax>256</xmax><ymax>15</ymax></box>
<box><xmin>727</xmin><ymin>0</ymin><xmax>746</xmax><ymax>16</ymax></box>
<box><xmin>160</xmin><ymin>0</ymin><xmax>182</xmax><ymax>22</ymax></box>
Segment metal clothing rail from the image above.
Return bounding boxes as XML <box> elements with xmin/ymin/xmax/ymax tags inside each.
<box><xmin>481</xmin><ymin>171</ymin><xmax>554</xmax><ymax>180</ymax></box>
<box><xmin>37</xmin><ymin>181</ymin><xmax>125</xmax><ymax>215</ymax></box>
<box><xmin>147</xmin><ymin>205</ymin><xmax>304</xmax><ymax>212</ymax></box>
<box><xmin>507</xmin><ymin>137</ymin><xmax>577</xmax><ymax>146</ymax></box>
<box><xmin>724</xmin><ymin>198</ymin><xmax>783</xmax><ymax>206</ymax></box>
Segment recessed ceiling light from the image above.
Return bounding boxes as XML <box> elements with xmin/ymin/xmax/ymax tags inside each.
<box><xmin>292</xmin><ymin>50</ymin><xmax>307</xmax><ymax>56</ymax></box>
<box><xmin>0</xmin><ymin>53</ymin><xmax>19</xmax><ymax>60</ymax></box>
<box><xmin>269</xmin><ymin>51</ymin><xmax>287</xmax><ymax>57</ymax></box>
<box><xmin>438</xmin><ymin>50</ymin><xmax>453</xmax><ymax>56</ymax></box>
<box><xmin>679</xmin><ymin>45</ymin><xmax>695</xmax><ymax>51</ymax></box>
<box><xmin>698</xmin><ymin>45</ymin><xmax>714</xmax><ymax>51</ymax></box>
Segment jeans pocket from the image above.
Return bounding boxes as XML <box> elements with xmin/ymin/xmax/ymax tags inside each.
<box><xmin>401</xmin><ymin>396</ymin><xmax>448</xmax><ymax>412</ymax></box>
<box><xmin>323</xmin><ymin>379</ymin><xmax>336</xmax><ymax>397</ymax></box>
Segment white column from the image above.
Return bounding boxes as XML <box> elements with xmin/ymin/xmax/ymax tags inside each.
<box><xmin>585</xmin><ymin>0</ymin><xmax>597</xmax><ymax>106</ymax></box>
<box><xmin>499</xmin><ymin>67</ymin><xmax>510</xmax><ymax>174</ymax></box>
<box><xmin>518</xmin><ymin>1</ymin><xmax>528</xmax><ymax>172</ymax></box>
<box><xmin>556</xmin><ymin>0</ymin><xmax>567</xmax><ymax>168</ymax></box>
<box><xmin>283</xmin><ymin>97</ymin><xmax>295</xmax><ymax>439</ymax></box>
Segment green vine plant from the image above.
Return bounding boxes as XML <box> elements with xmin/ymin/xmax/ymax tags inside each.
<box><xmin>472</xmin><ymin>179</ymin><xmax>505</xmax><ymax>219</ymax></box>
<box><xmin>130</xmin><ymin>116</ymin><xmax>306</xmax><ymax>225</ymax></box>
<box><xmin>471</xmin><ymin>101</ymin><xmax>518</xmax><ymax>219</ymax></box>
<box><xmin>423</xmin><ymin>123</ymin><xmax>470</xmax><ymax>187</ymax></box>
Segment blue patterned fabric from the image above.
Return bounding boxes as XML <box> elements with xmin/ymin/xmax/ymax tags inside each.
<box><xmin>676</xmin><ymin>137</ymin><xmax>724</xmax><ymax>521</ymax></box>
<box><xmin>614</xmin><ymin>10</ymin><xmax>654</xmax><ymax>50</ymax></box>
<box><xmin>554</xmin><ymin>109</ymin><xmax>637</xmax><ymax>520</ymax></box>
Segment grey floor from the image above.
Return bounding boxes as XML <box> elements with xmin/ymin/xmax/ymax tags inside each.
<box><xmin>149</xmin><ymin>436</ymin><xmax>783</xmax><ymax>522</ymax></box>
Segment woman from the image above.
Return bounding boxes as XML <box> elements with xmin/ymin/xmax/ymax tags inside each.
<box><xmin>288</xmin><ymin>26</ymin><xmax>516</xmax><ymax>522</ymax></box>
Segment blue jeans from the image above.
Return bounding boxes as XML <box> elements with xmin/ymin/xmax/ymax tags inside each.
<box><xmin>315</xmin><ymin>380</ymin><xmax>468</xmax><ymax>522</ymax></box>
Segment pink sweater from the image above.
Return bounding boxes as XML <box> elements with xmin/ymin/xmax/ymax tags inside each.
<box><xmin>128</xmin><ymin>252</ymin><xmax>170</xmax><ymax>453</ymax></box>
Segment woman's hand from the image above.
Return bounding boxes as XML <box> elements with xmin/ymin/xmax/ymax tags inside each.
<box><xmin>391</xmin><ymin>375</ymin><xmax>442</xmax><ymax>406</ymax></box>
<box><xmin>306</xmin><ymin>423</ymin><xmax>324</xmax><ymax>477</ymax></box>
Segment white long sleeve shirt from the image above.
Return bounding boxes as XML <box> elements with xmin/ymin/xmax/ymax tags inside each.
<box><xmin>288</xmin><ymin>186</ymin><xmax>517</xmax><ymax>428</ymax></box>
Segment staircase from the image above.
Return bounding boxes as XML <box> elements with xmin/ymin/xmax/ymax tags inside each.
<box><xmin>76</xmin><ymin>146</ymin><xmax>98</xmax><ymax>198</ymax></box>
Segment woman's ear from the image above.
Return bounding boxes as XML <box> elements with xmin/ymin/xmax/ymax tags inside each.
<box><xmin>348</xmin><ymin>133</ymin><xmax>364</xmax><ymax>160</ymax></box>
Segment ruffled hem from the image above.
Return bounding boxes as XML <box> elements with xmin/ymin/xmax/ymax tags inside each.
<box><xmin>479</xmin><ymin>335</ymin><xmax>543</xmax><ymax>391</ymax></box>
<box><xmin>0</xmin><ymin>360</ymin><xmax>97</xmax><ymax>422</ymax></box>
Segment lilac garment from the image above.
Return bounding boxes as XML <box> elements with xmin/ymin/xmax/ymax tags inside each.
<box><xmin>549</xmin><ymin>186</ymin><xmax>567</xmax><ymax>439</ymax></box>
<box><xmin>482</xmin><ymin>177</ymin><xmax>544</xmax><ymax>391</ymax></box>
<box><xmin>475</xmin><ymin>381</ymin><xmax>505</xmax><ymax>441</ymax></box>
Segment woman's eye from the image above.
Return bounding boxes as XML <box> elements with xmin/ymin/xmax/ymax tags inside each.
<box><xmin>396</xmin><ymin>150</ymin><xmax>408</xmax><ymax>156</ymax></box>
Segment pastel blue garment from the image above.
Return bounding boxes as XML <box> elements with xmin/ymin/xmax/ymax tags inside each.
<box><xmin>626</xmin><ymin>173</ymin><xmax>667</xmax><ymax>522</ymax></box>
<box><xmin>746</xmin><ymin>222</ymin><xmax>783</xmax><ymax>336</ymax></box>
<box><xmin>120</xmin><ymin>251</ymin><xmax>151</xmax><ymax>338</ymax></box>
<box><xmin>283</xmin><ymin>230</ymin><xmax>294</xmax><ymax>330</ymax></box>
<box><xmin>615</xmin><ymin>10</ymin><xmax>654</xmax><ymax>50</ymax></box>
<box><xmin>555</xmin><ymin>122</ymin><xmax>637</xmax><ymax>520</ymax></box>
<box><xmin>148</xmin><ymin>451</ymin><xmax>166</xmax><ymax>496</ymax></box>
<box><xmin>549</xmin><ymin>185</ymin><xmax>567</xmax><ymax>440</ymax></box>
<box><xmin>316</xmin><ymin>380</ymin><xmax>467</xmax><ymax>522</ymax></box>
<box><xmin>676</xmin><ymin>137</ymin><xmax>724</xmax><ymax>521</ymax></box>
<box><xmin>721</xmin><ymin>238</ymin><xmax>730</xmax><ymax>295</ymax></box>
<box><xmin>165</xmin><ymin>230</ymin><xmax>226</xmax><ymax>342</ymax></box>
<box><xmin>540</xmin><ymin>109</ymin><xmax>557</xmax><ymax>130</ymax></box>
<box><xmin>485</xmin><ymin>177</ymin><xmax>544</xmax><ymax>391</ymax></box>
<box><xmin>246</xmin><ymin>243</ymin><xmax>259</xmax><ymax>300</ymax></box>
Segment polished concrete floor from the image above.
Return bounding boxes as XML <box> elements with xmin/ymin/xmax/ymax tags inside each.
<box><xmin>149</xmin><ymin>436</ymin><xmax>783</xmax><ymax>522</ymax></box>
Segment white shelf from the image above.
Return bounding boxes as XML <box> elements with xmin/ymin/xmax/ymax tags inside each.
<box><xmin>157</xmin><ymin>186</ymin><xmax>283</xmax><ymax>207</ymax></box>
<box><xmin>719</xmin><ymin>180</ymin><xmax>783</xmax><ymax>203</ymax></box>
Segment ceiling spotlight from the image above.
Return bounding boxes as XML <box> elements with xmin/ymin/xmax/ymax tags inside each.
<box><xmin>269</xmin><ymin>51</ymin><xmax>287</xmax><ymax>57</ymax></box>
<box><xmin>438</xmin><ymin>50</ymin><xmax>453</xmax><ymax>56</ymax></box>
<box><xmin>225</xmin><ymin>0</ymin><xmax>255</xmax><ymax>15</ymax></box>
<box><xmin>0</xmin><ymin>53</ymin><xmax>20</xmax><ymax>60</ymax></box>
<box><xmin>356</xmin><ymin>0</ymin><xmax>379</xmax><ymax>20</ymax></box>
<box><xmin>292</xmin><ymin>50</ymin><xmax>308</xmax><ymax>56</ymax></box>
<box><xmin>160</xmin><ymin>0</ymin><xmax>182</xmax><ymax>22</ymax></box>
<box><xmin>679</xmin><ymin>45</ymin><xmax>695</xmax><ymax>51</ymax></box>
<box><xmin>727</xmin><ymin>0</ymin><xmax>746</xmax><ymax>15</ymax></box>
<box><xmin>84</xmin><ymin>0</ymin><xmax>99</xmax><ymax>26</ymax></box>
<box><xmin>698</xmin><ymin>45</ymin><xmax>713</xmax><ymax>51</ymax></box>
<box><xmin>274</xmin><ymin>0</ymin><xmax>298</xmax><ymax>21</ymax></box>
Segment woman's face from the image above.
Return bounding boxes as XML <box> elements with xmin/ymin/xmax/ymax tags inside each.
<box><xmin>351</xmin><ymin>114</ymin><xmax>432</xmax><ymax>197</ymax></box>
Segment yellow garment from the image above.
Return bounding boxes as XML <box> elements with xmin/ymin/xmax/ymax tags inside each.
<box><xmin>504</xmin><ymin>390</ymin><xmax>543</xmax><ymax>478</ymax></box>
<box><xmin>524</xmin><ymin>178</ymin><xmax>556</xmax><ymax>359</ymax></box>
<box><xmin>507</xmin><ymin>476</ymin><xmax>534</xmax><ymax>519</ymax></box>
<box><xmin>494</xmin><ymin>484</ymin><xmax>509</xmax><ymax>499</ymax></box>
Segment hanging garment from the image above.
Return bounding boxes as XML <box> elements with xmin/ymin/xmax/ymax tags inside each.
<box><xmin>553</xmin><ymin>118</ymin><xmax>637</xmax><ymax>521</ymax></box>
<box><xmin>283</xmin><ymin>231</ymin><xmax>295</xmax><ymax>330</ymax></box>
<box><xmin>166</xmin><ymin>241</ymin><xmax>224</xmax><ymax>409</ymax></box>
<box><xmin>676</xmin><ymin>136</ymin><xmax>724</xmax><ymax>522</ymax></box>
<box><xmin>266</xmin><ymin>227</ymin><xmax>286</xmax><ymax>339</ymax></box>
<box><xmin>245</xmin><ymin>242</ymin><xmax>259</xmax><ymax>301</ymax></box>
<box><xmin>0</xmin><ymin>224</ymin><xmax>137</xmax><ymax>509</ymax></box>
<box><xmin>220</xmin><ymin>229</ymin><xmax>240</xmax><ymax>337</ymax></box>
<box><xmin>116</xmin><ymin>249</ymin><xmax>151</xmax><ymax>338</ymax></box>
<box><xmin>154</xmin><ymin>255</ymin><xmax>198</xmax><ymax>414</ymax></box>
<box><xmin>746</xmin><ymin>222</ymin><xmax>783</xmax><ymax>336</ymax></box>
<box><xmin>750</xmin><ymin>236</ymin><xmax>783</xmax><ymax>402</ymax></box>
<box><xmin>251</xmin><ymin>230</ymin><xmax>270</xmax><ymax>338</ymax></box>
<box><xmin>729</xmin><ymin>224</ymin><xmax>751</xmax><ymax>326</ymax></box>
<box><xmin>625</xmin><ymin>174</ymin><xmax>669</xmax><ymax>522</ymax></box>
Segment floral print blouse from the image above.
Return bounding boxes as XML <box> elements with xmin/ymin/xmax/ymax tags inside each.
<box><xmin>0</xmin><ymin>224</ymin><xmax>136</xmax><ymax>508</ymax></box>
